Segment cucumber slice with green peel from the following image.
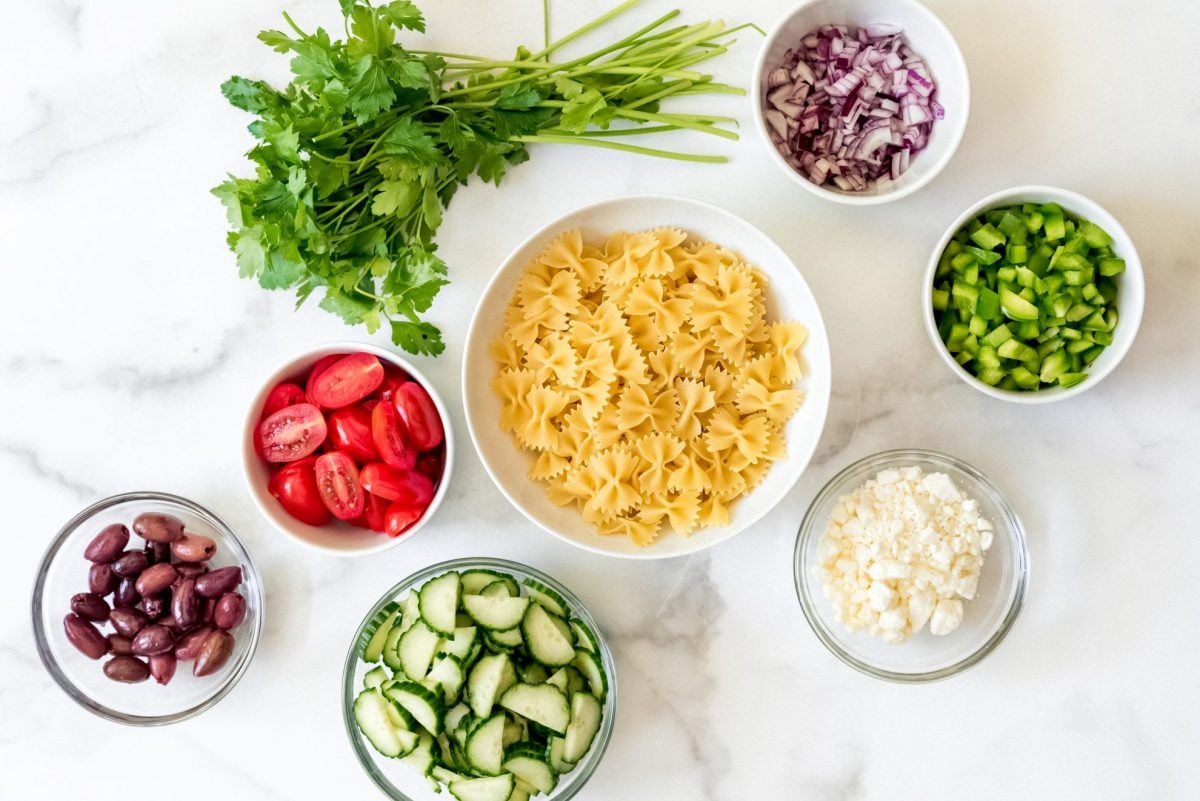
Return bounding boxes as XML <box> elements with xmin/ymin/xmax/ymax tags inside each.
<box><xmin>502</xmin><ymin>744</ymin><xmax>558</xmax><ymax>794</ymax></box>
<box><xmin>360</xmin><ymin>600</ymin><xmax>401</xmax><ymax>662</ymax></box>
<box><xmin>562</xmin><ymin>692</ymin><xmax>602</xmax><ymax>763</ymax></box>
<box><xmin>386</xmin><ymin>681</ymin><xmax>445</xmax><ymax>735</ymax></box>
<box><xmin>519</xmin><ymin>662</ymin><xmax>549</xmax><ymax>685</ymax></box>
<box><xmin>384</xmin><ymin>695</ymin><xmax>418</xmax><ymax>731</ymax></box>
<box><xmin>547</xmin><ymin>736</ymin><xmax>576</xmax><ymax>774</ymax></box>
<box><xmin>572</xmin><ymin>649</ymin><xmax>608</xmax><ymax>702</ymax></box>
<box><xmin>521</xmin><ymin>578</ymin><xmax>570</xmax><ymax>617</ymax></box>
<box><xmin>448</xmin><ymin>774</ymin><xmax>515</xmax><ymax>801</ymax></box>
<box><xmin>398</xmin><ymin>621</ymin><xmax>442</xmax><ymax>680</ymax></box>
<box><xmin>398</xmin><ymin>592</ymin><xmax>422</xmax><ymax>635</ymax></box>
<box><xmin>354</xmin><ymin>689</ymin><xmax>409</xmax><ymax>758</ymax></box>
<box><xmin>467</xmin><ymin>654</ymin><xmax>518</xmax><ymax>719</ymax></box>
<box><xmin>438</xmin><ymin>627</ymin><xmax>480</xmax><ymax>663</ymax></box>
<box><xmin>509</xmin><ymin>788</ymin><xmax>530</xmax><ymax>801</ymax></box>
<box><xmin>567</xmin><ymin>619</ymin><xmax>599</xmax><ymax>654</ymax></box>
<box><xmin>498</xmin><ymin>684</ymin><xmax>570</xmax><ymax>735</ymax></box>
<box><xmin>402</xmin><ymin>731</ymin><xmax>437</xmax><ymax>786</ymax></box>
<box><xmin>545</xmin><ymin>666</ymin><xmax>586</xmax><ymax>695</ymax></box>
<box><xmin>420</xmin><ymin>572</ymin><xmax>462</xmax><ymax>638</ymax></box>
<box><xmin>461</xmin><ymin>570</ymin><xmax>520</xmax><ymax>596</ymax></box>
<box><xmin>502</xmin><ymin>717</ymin><xmax>527</xmax><ymax>748</ymax></box>
<box><xmin>432</xmin><ymin>766</ymin><xmax>467</xmax><ymax>785</ymax></box>
<box><xmin>463</xmin><ymin>594</ymin><xmax>531</xmax><ymax>631</ymax></box>
<box><xmin>465</xmin><ymin>713</ymin><xmax>507</xmax><ymax>776</ymax></box>
<box><xmin>426</xmin><ymin>654</ymin><xmax>466</xmax><ymax>704</ymax></box>
<box><xmin>480</xmin><ymin>580</ymin><xmax>513</xmax><ymax>598</ymax></box>
<box><xmin>522</xmin><ymin>604</ymin><xmax>576</xmax><ymax>667</ymax></box>
<box><xmin>382</xmin><ymin>624</ymin><xmax>407</xmax><ymax>673</ymax></box>
<box><xmin>445</xmin><ymin>703</ymin><xmax>472</xmax><ymax>736</ymax></box>
<box><xmin>485</xmin><ymin>626</ymin><xmax>524</xmax><ymax>653</ymax></box>
<box><xmin>364</xmin><ymin>665</ymin><xmax>390</xmax><ymax>690</ymax></box>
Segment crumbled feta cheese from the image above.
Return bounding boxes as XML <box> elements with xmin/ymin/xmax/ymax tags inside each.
<box><xmin>815</xmin><ymin>466</ymin><xmax>993</xmax><ymax>643</ymax></box>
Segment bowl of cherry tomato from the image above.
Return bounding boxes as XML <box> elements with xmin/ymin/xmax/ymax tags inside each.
<box><xmin>242</xmin><ymin>342</ymin><xmax>453</xmax><ymax>555</ymax></box>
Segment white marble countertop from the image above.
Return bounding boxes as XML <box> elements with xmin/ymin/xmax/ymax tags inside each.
<box><xmin>3</xmin><ymin>0</ymin><xmax>1198</xmax><ymax>798</ymax></box>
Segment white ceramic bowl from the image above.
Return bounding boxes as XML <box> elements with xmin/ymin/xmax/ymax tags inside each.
<box><xmin>752</xmin><ymin>0</ymin><xmax>970</xmax><ymax>205</ymax></box>
<box><xmin>922</xmin><ymin>186</ymin><xmax>1145</xmax><ymax>403</ymax></box>
<box><xmin>463</xmin><ymin>194</ymin><xmax>831</xmax><ymax>560</ymax></box>
<box><xmin>242</xmin><ymin>342</ymin><xmax>454</xmax><ymax>555</ymax></box>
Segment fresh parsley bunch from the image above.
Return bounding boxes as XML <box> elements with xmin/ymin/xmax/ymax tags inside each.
<box><xmin>215</xmin><ymin>0</ymin><xmax>749</xmax><ymax>355</ymax></box>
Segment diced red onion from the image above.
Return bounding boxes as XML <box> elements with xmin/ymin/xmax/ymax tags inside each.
<box><xmin>762</xmin><ymin>23</ymin><xmax>941</xmax><ymax>192</ymax></box>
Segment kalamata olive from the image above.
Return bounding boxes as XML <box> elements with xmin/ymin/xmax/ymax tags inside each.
<box><xmin>108</xmin><ymin>634</ymin><xmax>134</xmax><ymax>656</ymax></box>
<box><xmin>171</xmin><ymin>534</ymin><xmax>217</xmax><ymax>563</ymax></box>
<box><xmin>112</xmin><ymin>550</ymin><xmax>149</xmax><ymax>579</ymax></box>
<box><xmin>195</xmin><ymin>566</ymin><xmax>242</xmax><ymax>598</ymax></box>
<box><xmin>144</xmin><ymin>540</ymin><xmax>171</xmax><ymax>565</ymax></box>
<box><xmin>174</xmin><ymin>626</ymin><xmax>213</xmax><ymax>661</ymax></box>
<box><xmin>135</xmin><ymin>563</ymin><xmax>177</xmax><ymax>596</ymax></box>
<box><xmin>88</xmin><ymin>563</ymin><xmax>119</xmax><ymax>596</ymax></box>
<box><xmin>109</xmin><ymin>608</ymin><xmax>148</xmax><ymax>638</ymax></box>
<box><xmin>133</xmin><ymin>512</ymin><xmax>185</xmax><ymax>543</ymax></box>
<box><xmin>70</xmin><ymin>592</ymin><xmax>110</xmax><ymax>622</ymax></box>
<box><xmin>63</xmin><ymin>614</ymin><xmax>108</xmax><ymax>659</ymax></box>
<box><xmin>193</xmin><ymin>629</ymin><xmax>235</xmax><ymax>677</ymax></box>
<box><xmin>84</xmin><ymin>523</ymin><xmax>129</xmax><ymax>563</ymax></box>
<box><xmin>175</xmin><ymin>563</ymin><xmax>208</xmax><ymax>580</ymax></box>
<box><xmin>131</xmin><ymin>625</ymin><xmax>175</xmax><ymax>656</ymax></box>
<box><xmin>104</xmin><ymin>656</ymin><xmax>150</xmax><ymax>683</ymax></box>
<box><xmin>202</xmin><ymin>598</ymin><xmax>216</xmax><ymax>624</ymax></box>
<box><xmin>149</xmin><ymin>653</ymin><xmax>177</xmax><ymax>685</ymax></box>
<box><xmin>214</xmin><ymin>592</ymin><xmax>247</xmax><ymax>630</ymax></box>
<box><xmin>114</xmin><ymin>578</ymin><xmax>139</xmax><ymax>608</ymax></box>
<box><xmin>142</xmin><ymin>593</ymin><xmax>168</xmax><ymax>621</ymax></box>
<box><xmin>171</xmin><ymin>578</ymin><xmax>201</xmax><ymax>628</ymax></box>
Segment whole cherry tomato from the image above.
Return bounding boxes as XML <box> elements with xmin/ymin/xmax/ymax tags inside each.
<box><xmin>358</xmin><ymin>492</ymin><xmax>389</xmax><ymax>533</ymax></box>
<box><xmin>261</xmin><ymin>382</ymin><xmax>306</xmax><ymax>419</ymax></box>
<box><xmin>371</xmin><ymin>402</ymin><xmax>416</xmax><ymax>470</ymax></box>
<box><xmin>268</xmin><ymin>457</ymin><xmax>330</xmax><ymax>526</ymax></box>
<box><xmin>416</xmin><ymin>451</ymin><xmax>444</xmax><ymax>484</ymax></box>
<box><xmin>384</xmin><ymin>501</ymin><xmax>424</xmax><ymax>538</ymax></box>
<box><xmin>392</xmin><ymin>382</ymin><xmax>444</xmax><ymax>451</ymax></box>
<box><xmin>360</xmin><ymin>463</ymin><xmax>435</xmax><ymax>506</ymax></box>
<box><xmin>313</xmin><ymin>452</ymin><xmax>365</xmax><ymax>520</ymax></box>
<box><xmin>309</xmin><ymin>353</ymin><xmax>385</xmax><ymax>409</ymax></box>
<box><xmin>327</xmin><ymin>406</ymin><xmax>379</xmax><ymax>464</ymax></box>
<box><xmin>258</xmin><ymin>403</ymin><xmax>327</xmax><ymax>463</ymax></box>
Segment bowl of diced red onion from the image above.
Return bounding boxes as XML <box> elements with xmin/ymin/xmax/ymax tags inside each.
<box><xmin>752</xmin><ymin>0</ymin><xmax>970</xmax><ymax>204</ymax></box>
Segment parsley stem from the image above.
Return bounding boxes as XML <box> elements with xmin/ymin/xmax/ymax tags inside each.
<box><xmin>513</xmin><ymin>134</ymin><xmax>726</xmax><ymax>162</ymax></box>
<box><xmin>280</xmin><ymin>10</ymin><xmax>309</xmax><ymax>39</ymax></box>
<box><xmin>543</xmin><ymin>0</ymin><xmax>551</xmax><ymax>53</ymax></box>
<box><xmin>612</xmin><ymin>107</ymin><xmax>738</xmax><ymax>140</ymax></box>
<box><xmin>528</xmin><ymin>0</ymin><xmax>643</xmax><ymax>60</ymax></box>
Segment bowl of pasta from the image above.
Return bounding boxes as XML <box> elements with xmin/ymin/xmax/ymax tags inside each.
<box><xmin>463</xmin><ymin>194</ymin><xmax>831</xmax><ymax>559</ymax></box>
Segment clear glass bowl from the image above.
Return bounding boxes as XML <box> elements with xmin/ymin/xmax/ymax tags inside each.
<box><xmin>31</xmin><ymin>492</ymin><xmax>264</xmax><ymax>724</ymax></box>
<box><xmin>342</xmin><ymin>558</ymin><xmax>618</xmax><ymax>801</ymax></box>
<box><xmin>794</xmin><ymin>450</ymin><xmax>1029</xmax><ymax>682</ymax></box>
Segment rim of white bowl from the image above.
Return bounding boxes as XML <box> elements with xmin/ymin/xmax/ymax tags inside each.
<box><xmin>921</xmin><ymin>185</ymin><xmax>1145</xmax><ymax>404</ymax></box>
<box><xmin>462</xmin><ymin>193</ymin><xmax>832</xmax><ymax>560</ymax></box>
<box><xmin>241</xmin><ymin>341</ymin><xmax>455</xmax><ymax>556</ymax></box>
<box><xmin>751</xmin><ymin>0</ymin><xmax>971</xmax><ymax>205</ymax></box>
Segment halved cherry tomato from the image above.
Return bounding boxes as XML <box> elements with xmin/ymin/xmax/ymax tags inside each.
<box><xmin>261</xmin><ymin>382</ymin><xmax>307</xmax><ymax>419</ymax></box>
<box><xmin>326</xmin><ymin>406</ymin><xmax>379</xmax><ymax>464</ymax></box>
<box><xmin>384</xmin><ymin>500</ymin><xmax>424</xmax><ymax>538</ymax></box>
<box><xmin>305</xmin><ymin>354</ymin><xmax>344</xmax><ymax>406</ymax></box>
<box><xmin>371</xmin><ymin>402</ymin><xmax>416</xmax><ymax>470</ymax></box>
<box><xmin>416</xmin><ymin>451</ymin><xmax>444</xmax><ymax>484</ymax></box>
<box><xmin>313</xmin><ymin>452</ymin><xmax>365</xmax><ymax>520</ymax></box>
<box><xmin>268</xmin><ymin>457</ymin><xmax>330</xmax><ymax>526</ymax></box>
<box><xmin>393</xmin><ymin>382</ymin><xmax>444</xmax><ymax>451</ymax></box>
<box><xmin>258</xmin><ymin>403</ymin><xmax>327</xmax><ymax>463</ymax></box>
<box><xmin>358</xmin><ymin>492</ymin><xmax>389</xmax><ymax>533</ymax></box>
<box><xmin>360</xmin><ymin>463</ymin><xmax>435</xmax><ymax>506</ymax></box>
<box><xmin>376</xmin><ymin>371</ymin><xmax>409</xmax><ymax>403</ymax></box>
<box><xmin>309</xmin><ymin>353</ymin><xmax>385</xmax><ymax>409</ymax></box>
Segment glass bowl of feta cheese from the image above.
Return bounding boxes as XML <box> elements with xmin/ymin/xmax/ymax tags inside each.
<box><xmin>794</xmin><ymin>449</ymin><xmax>1028</xmax><ymax>682</ymax></box>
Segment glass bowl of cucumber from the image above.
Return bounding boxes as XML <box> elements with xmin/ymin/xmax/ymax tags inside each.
<box><xmin>342</xmin><ymin>558</ymin><xmax>617</xmax><ymax>801</ymax></box>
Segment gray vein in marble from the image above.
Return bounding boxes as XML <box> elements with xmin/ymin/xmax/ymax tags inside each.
<box><xmin>0</xmin><ymin>439</ymin><xmax>96</xmax><ymax>499</ymax></box>
<box><xmin>1</xmin><ymin>94</ymin><xmax>53</xmax><ymax>147</ymax></box>
<box><xmin>0</xmin><ymin>122</ymin><xmax>162</xmax><ymax>186</ymax></box>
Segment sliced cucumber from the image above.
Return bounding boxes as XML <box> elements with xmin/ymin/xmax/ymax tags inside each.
<box><xmin>544</xmin><ymin>666</ymin><xmax>585</xmax><ymax>696</ymax></box>
<box><xmin>402</xmin><ymin>731</ymin><xmax>437</xmax><ymax>787</ymax></box>
<box><xmin>385</xmin><ymin>697</ymin><xmax>418</xmax><ymax>732</ymax></box>
<box><xmin>519</xmin><ymin>662</ymin><xmax>548</xmax><ymax>685</ymax></box>
<box><xmin>382</xmin><ymin>624</ymin><xmax>406</xmax><ymax>673</ymax></box>
<box><xmin>444</xmin><ymin>703</ymin><xmax>472</xmax><ymax>734</ymax></box>
<box><xmin>448</xmin><ymin>774</ymin><xmax>515</xmax><ymax>801</ymax></box>
<box><xmin>562</xmin><ymin>692</ymin><xmax>602</xmax><ymax>762</ymax></box>
<box><xmin>467</xmin><ymin>653</ymin><xmax>517</xmax><ymax>719</ymax></box>
<box><xmin>432</xmin><ymin>765</ymin><xmax>467</xmax><ymax>785</ymax></box>
<box><xmin>572</xmin><ymin>649</ymin><xmax>608</xmax><ymax>702</ymax></box>
<box><xmin>547</xmin><ymin>736</ymin><xmax>576</xmax><ymax>774</ymax></box>
<box><xmin>509</xmin><ymin>788</ymin><xmax>530</xmax><ymax>801</ymax></box>
<box><xmin>363</xmin><ymin>665</ymin><xmax>390</xmax><ymax>690</ymax></box>
<box><xmin>568</xmin><ymin>619</ymin><xmax>598</xmax><ymax>654</ymax></box>
<box><xmin>463</xmin><ymin>594</ymin><xmax>530</xmax><ymax>631</ymax></box>
<box><xmin>521</xmin><ymin>578</ymin><xmax>570</xmax><ymax>618</ymax></box>
<box><xmin>465</xmin><ymin>712</ymin><xmax>506</xmax><ymax>776</ymax></box>
<box><xmin>426</xmin><ymin>654</ymin><xmax>466</xmax><ymax>705</ymax></box>
<box><xmin>498</xmin><ymin>684</ymin><xmax>570</xmax><ymax>736</ymax></box>
<box><xmin>360</xmin><ymin>600</ymin><xmax>401</xmax><ymax>662</ymax></box>
<box><xmin>420</xmin><ymin>571</ymin><xmax>461</xmax><ymax>638</ymax></box>
<box><xmin>480</xmin><ymin>580</ymin><xmax>513</xmax><ymax>597</ymax></box>
<box><xmin>398</xmin><ymin>621</ymin><xmax>441</xmax><ymax>680</ymax></box>
<box><xmin>354</xmin><ymin>689</ymin><xmax>407</xmax><ymax>758</ymax></box>
<box><xmin>502</xmin><ymin>716</ymin><xmax>527</xmax><ymax>749</ymax></box>
<box><xmin>462</xmin><ymin>570</ymin><xmax>520</xmax><ymax>596</ymax></box>
<box><xmin>503</xmin><ymin>743</ymin><xmax>558</xmax><ymax>794</ymax></box>
<box><xmin>521</xmin><ymin>604</ymin><xmax>575</xmax><ymax>667</ymax></box>
<box><xmin>484</xmin><ymin>626</ymin><xmax>524</xmax><ymax>653</ymax></box>
<box><xmin>399</xmin><ymin>592</ymin><xmax>422</xmax><ymax>635</ymax></box>
<box><xmin>386</xmin><ymin>681</ymin><xmax>444</xmax><ymax>735</ymax></box>
<box><xmin>438</xmin><ymin>626</ymin><xmax>480</xmax><ymax>663</ymax></box>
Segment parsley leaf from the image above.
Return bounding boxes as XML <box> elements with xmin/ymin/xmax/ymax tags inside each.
<box><xmin>390</xmin><ymin>320</ymin><xmax>444</xmax><ymax>356</ymax></box>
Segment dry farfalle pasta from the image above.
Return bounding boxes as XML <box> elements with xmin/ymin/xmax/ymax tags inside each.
<box><xmin>491</xmin><ymin>228</ymin><xmax>808</xmax><ymax>547</ymax></box>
